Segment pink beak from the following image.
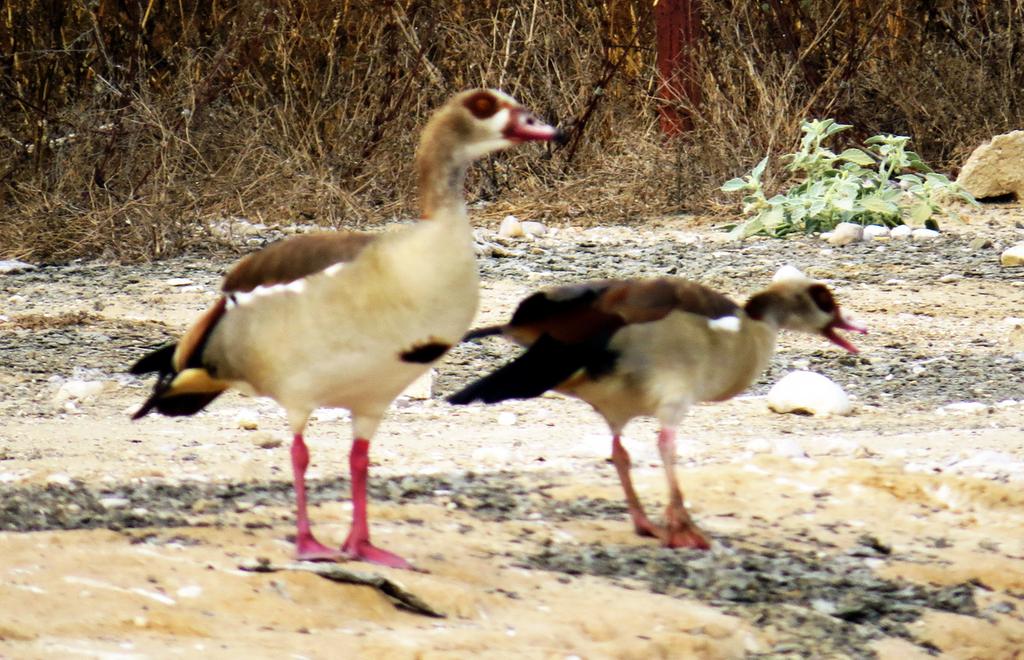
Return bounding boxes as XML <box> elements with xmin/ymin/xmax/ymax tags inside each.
<box><xmin>504</xmin><ymin>107</ymin><xmax>565</xmax><ymax>143</ymax></box>
<box><xmin>823</xmin><ymin>311</ymin><xmax>867</xmax><ymax>353</ymax></box>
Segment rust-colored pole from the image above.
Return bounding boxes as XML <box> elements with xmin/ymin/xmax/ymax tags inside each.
<box><xmin>655</xmin><ymin>0</ymin><xmax>702</xmax><ymax>135</ymax></box>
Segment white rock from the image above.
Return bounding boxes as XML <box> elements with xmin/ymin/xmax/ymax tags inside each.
<box><xmin>52</xmin><ymin>380</ymin><xmax>108</xmax><ymax>407</ymax></box>
<box><xmin>251</xmin><ymin>432</ymin><xmax>282</xmax><ymax>449</ymax></box>
<box><xmin>176</xmin><ymin>585</ymin><xmax>203</xmax><ymax>599</ymax></box>
<box><xmin>767</xmin><ymin>371</ymin><xmax>852</xmax><ymax>416</ymax></box>
<box><xmin>46</xmin><ymin>473</ymin><xmax>73</xmax><ymax>487</ymax></box>
<box><xmin>937</xmin><ymin>401</ymin><xmax>988</xmax><ymax>415</ymax></box>
<box><xmin>235</xmin><ymin>412</ymin><xmax>259</xmax><ymax>430</ymax></box>
<box><xmin>889</xmin><ymin>225</ymin><xmax>912</xmax><ymax>239</ymax></box>
<box><xmin>748</xmin><ymin>438</ymin><xmax>772</xmax><ymax>454</ymax></box>
<box><xmin>0</xmin><ymin>260</ymin><xmax>37</xmax><ymax>274</ymax></box>
<box><xmin>826</xmin><ymin>222</ymin><xmax>863</xmax><ymax>246</ymax></box>
<box><xmin>497</xmin><ymin>411</ymin><xmax>517</xmax><ymax>426</ymax></box>
<box><xmin>99</xmin><ymin>497</ymin><xmax>130</xmax><ymax>509</ymax></box>
<box><xmin>862</xmin><ymin>225</ymin><xmax>890</xmax><ymax>241</ymax></box>
<box><xmin>400</xmin><ymin>370</ymin><xmax>433</xmax><ymax>400</ymax></box>
<box><xmin>1000</xmin><ymin>242</ymin><xmax>1024</xmax><ymax>267</ymax></box>
<box><xmin>938</xmin><ymin>273</ymin><xmax>963</xmax><ymax>283</ymax></box>
<box><xmin>911</xmin><ymin>228</ymin><xmax>941</xmax><ymax>241</ymax></box>
<box><xmin>956</xmin><ymin>130</ymin><xmax>1024</xmax><ymax>200</ymax></box>
<box><xmin>163</xmin><ymin>278</ymin><xmax>194</xmax><ymax>287</ymax></box>
<box><xmin>521</xmin><ymin>221</ymin><xmax>548</xmax><ymax>237</ymax></box>
<box><xmin>772</xmin><ymin>438</ymin><xmax>807</xmax><ymax>458</ymax></box>
<box><xmin>498</xmin><ymin>215</ymin><xmax>524</xmax><ymax>238</ymax></box>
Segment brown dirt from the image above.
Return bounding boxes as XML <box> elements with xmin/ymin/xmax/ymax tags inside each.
<box><xmin>1</xmin><ymin>208</ymin><xmax>1023</xmax><ymax>658</ymax></box>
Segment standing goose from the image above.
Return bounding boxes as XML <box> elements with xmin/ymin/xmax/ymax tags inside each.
<box><xmin>131</xmin><ymin>89</ymin><xmax>561</xmax><ymax>569</ymax></box>
<box><xmin>448</xmin><ymin>266</ymin><xmax>865</xmax><ymax>549</ymax></box>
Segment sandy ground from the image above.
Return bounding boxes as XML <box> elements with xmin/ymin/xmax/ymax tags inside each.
<box><xmin>1</xmin><ymin>210</ymin><xmax>1024</xmax><ymax>658</ymax></box>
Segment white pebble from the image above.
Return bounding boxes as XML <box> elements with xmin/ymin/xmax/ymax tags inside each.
<box><xmin>767</xmin><ymin>371</ymin><xmax>852</xmax><ymax>416</ymax></box>
<box><xmin>46</xmin><ymin>473</ymin><xmax>73</xmax><ymax>487</ymax></box>
<box><xmin>911</xmin><ymin>228</ymin><xmax>940</xmax><ymax>241</ymax></box>
<box><xmin>937</xmin><ymin>401</ymin><xmax>988</xmax><ymax>415</ymax></box>
<box><xmin>0</xmin><ymin>260</ymin><xmax>37</xmax><ymax>274</ymax></box>
<box><xmin>163</xmin><ymin>278</ymin><xmax>194</xmax><ymax>287</ymax></box>
<box><xmin>889</xmin><ymin>225</ymin><xmax>912</xmax><ymax>239</ymax></box>
<box><xmin>99</xmin><ymin>497</ymin><xmax>130</xmax><ymax>510</ymax></box>
<box><xmin>827</xmin><ymin>222</ymin><xmax>863</xmax><ymax>246</ymax></box>
<box><xmin>235</xmin><ymin>412</ymin><xmax>259</xmax><ymax>430</ymax></box>
<box><xmin>176</xmin><ymin>585</ymin><xmax>203</xmax><ymax>599</ymax></box>
<box><xmin>498</xmin><ymin>215</ymin><xmax>524</xmax><ymax>238</ymax></box>
<box><xmin>497</xmin><ymin>411</ymin><xmax>517</xmax><ymax>426</ymax></box>
<box><xmin>521</xmin><ymin>221</ymin><xmax>548</xmax><ymax>237</ymax></box>
<box><xmin>862</xmin><ymin>225</ymin><xmax>890</xmax><ymax>241</ymax></box>
<box><xmin>52</xmin><ymin>380</ymin><xmax>108</xmax><ymax>408</ymax></box>
<box><xmin>772</xmin><ymin>438</ymin><xmax>807</xmax><ymax>458</ymax></box>
<box><xmin>938</xmin><ymin>273</ymin><xmax>963</xmax><ymax>283</ymax></box>
<box><xmin>1001</xmin><ymin>243</ymin><xmax>1024</xmax><ymax>267</ymax></box>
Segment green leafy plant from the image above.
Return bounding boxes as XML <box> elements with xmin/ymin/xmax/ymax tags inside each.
<box><xmin>721</xmin><ymin>119</ymin><xmax>976</xmax><ymax>239</ymax></box>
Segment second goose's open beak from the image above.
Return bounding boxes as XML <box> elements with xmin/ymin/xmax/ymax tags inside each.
<box><xmin>823</xmin><ymin>311</ymin><xmax>868</xmax><ymax>353</ymax></box>
<box><xmin>504</xmin><ymin>108</ymin><xmax>565</xmax><ymax>143</ymax></box>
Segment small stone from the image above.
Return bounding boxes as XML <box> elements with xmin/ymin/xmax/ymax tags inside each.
<box><xmin>1000</xmin><ymin>243</ymin><xmax>1024</xmax><ymax>267</ymax></box>
<box><xmin>176</xmin><ymin>585</ymin><xmax>203</xmax><ymax>599</ymax></box>
<box><xmin>938</xmin><ymin>273</ymin><xmax>964</xmax><ymax>283</ymax></box>
<box><xmin>767</xmin><ymin>371</ymin><xmax>852</xmax><ymax>416</ymax></box>
<box><xmin>498</xmin><ymin>215</ymin><xmax>524</xmax><ymax>238</ymax></box>
<box><xmin>771</xmin><ymin>438</ymin><xmax>807</xmax><ymax>458</ymax></box>
<box><xmin>911</xmin><ymin>227</ymin><xmax>940</xmax><ymax>241</ymax></box>
<box><xmin>235</xmin><ymin>412</ymin><xmax>259</xmax><ymax>430</ymax></box>
<box><xmin>46</xmin><ymin>473</ymin><xmax>73</xmax><ymax>487</ymax></box>
<box><xmin>251</xmin><ymin>432</ymin><xmax>282</xmax><ymax>449</ymax></box>
<box><xmin>937</xmin><ymin>401</ymin><xmax>988</xmax><ymax>415</ymax></box>
<box><xmin>969</xmin><ymin>237</ymin><xmax>993</xmax><ymax>251</ymax></box>
<box><xmin>497</xmin><ymin>411</ymin><xmax>517</xmax><ymax>426</ymax></box>
<box><xmin>861</xmin><ymin>225</ymin><xmax>890</xmax><ymax>241</ymax></box>
<box><xmin>0</xmin><ymin>260</ymin><xmax>37</xmax><ymax>274</ymax></box>
<box><xmin>827</xmin><ymin>222</ymin><xmax>863</xmax><ymax>246</ymax></box>
<box><xmin>163</xmin><ymin>278</ymin><xmax>194</xmax><ymax>287</ymax></box>
<box><xmin>99</xmin><ymin>497</ymin><xmax>131</xmax><ymax>510</ymax></box>
<box><xmin>521</xmin><ymin>221</ymin><xmax>547</xmax><ymax>237</ymax></box>
<box><xmin>889</xmin><ymin>225</ymin><xmax>912</xmax><ymax>239</ymax></box>
<box><xmin>52</xmin><ymin>380</ymin><xmax>108</xmax><ymax>408</ymax></box>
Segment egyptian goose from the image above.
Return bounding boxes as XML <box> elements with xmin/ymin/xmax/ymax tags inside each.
<box><xmin>448</xmin><ymin>266</ymin><xmax>865</xmax><ymax>549</ymax></box>
<box><xmin>131</xmin><ymin>89</ymin><xmax>561</xmax><ymax>569</ymax></box>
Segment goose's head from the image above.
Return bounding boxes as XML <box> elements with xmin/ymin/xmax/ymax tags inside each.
<box><xmin>744</xmin><ymin>266</ymin><xmax>867</xmax><ymax>353</ymax></box>
<box><xmin>419</xmin><ymin>89</ymin><xmax>562</xmax><ymax>166</ymax></box>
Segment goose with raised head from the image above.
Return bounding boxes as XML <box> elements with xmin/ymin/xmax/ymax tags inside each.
<box><xmin>448</xmin><ymin>266</ymin><xmax>865</xmax><ymax>549</ymax></box>
<box><xmin>131</xmin><ymin>89</ymin><xmax>562</xmax><ymax>569</ymax></box>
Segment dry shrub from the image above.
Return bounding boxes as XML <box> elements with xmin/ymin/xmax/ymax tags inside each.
<box><xmin>1</xmin><ymin>1</ymin><xmax>1022</xmax><ymax>262</ymax></box>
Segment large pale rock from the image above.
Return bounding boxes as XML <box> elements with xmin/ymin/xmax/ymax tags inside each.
<box><xmin>956</xmin><ymin>130</ymin><xmax>1024</xmax><ymax>201</ymax></box>
<box><xmin>826</xmin><ymin>222</ymin><xmax>863</xmax><ymax>246</ymax></box>
<box><xmin>767</xmin><ymin>371</ymin><xmax>852</xmax><ymax>417</ymax></box>
<box><xmin>1001</xmin><ymin>242</ymin><xmax>1024</xmax><ymax>266</ymax></box>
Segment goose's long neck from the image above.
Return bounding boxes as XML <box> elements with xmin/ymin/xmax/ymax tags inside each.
<box><xmin>417</xmin><ymin>152</ymin><xmax>469</xmax><ymax>221</ymax></box>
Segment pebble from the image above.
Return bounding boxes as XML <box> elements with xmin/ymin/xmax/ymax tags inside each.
<box><xmin>771</xmin><ymin>438</ymin><xmax>807</xmax><ymax>458</ymax></box>
<box><xmin>826</xmin><ymin>222</ymin><xmax>863</xmax><ymax>246</ymax></box>
<box><xmin>163</xmin><ymin>278</ymin><xmax>194</xmax><ymax>287</ymax></box>
<box><xmin>889</xmin><ymin>225</ymin><xmax>912</xmax><ymax>239</ymax></box>
<box><xmin>251</xmin><ymin>432</ymin><xmax>282</xmax><ymax>449</ymax></box>
<box><xmin>521</xmin><ymin>221</ymin><xmax>548</xmax><ymax>237</ymax></box>
<box><xmin>767</xmin><ymin>371</ymin><xmax>852</xmax><ymax>416</ymax></box>
<box><xmin>1000</xmin><ymin>242</ymin><xmax>1024</xmax><ymax>267</ymax></box>
<box><xmin>969</xmin><ymin>237</ymin><xmax>993</xmax><ymax>251</ymax></box>
<box><xmin>497</xmin><ymin>411</ymin><xmax>517</xmax><ymax>426</ymax></box>
<box><xmin>0</xmin><ymin>260</ymin><xmax>37</xmax><ymax>274</ymax></box>
<box><xmin>498</xmin><ymin>215</ymin><xmax>524</xmax><ymax>238</ymax></box>
<box><xmin>936</xmin><ymin>401</ymin><xmax>988</xmax><ymax>415</ymax></box>
<box><xmin>52</xmin><ymin>380</ymin><xmax>108</xmax><ymax>408</ymax></box>
<box><xmin>911</xmin><ymin>227</ymin><xmax>941</xmax><ymax>241</ymax></box>
<box><xmin>99</xmin><ymin>497</ymin><xmax>131</xmax><ymax>509</ymax></box>
<box><xmin>176</xmin><ymin>585</ymin><xmax>203</xmax><ymax>599</ymax></box>
<box><xmin>938</xmin><ymin>273</ymin><xmax>964</xmax><ymax>283</ymax></box>
<box><xmin>235</xmin><ymin>412</ymin><xmax>260</xmax><ymax>430</ymax></box>
<box><xmin>861</xmin><ymin>225</ymin><xmax>890</xmax><ymax>241</ymax></box>
<box><xmin>46</xmin><ymin>473</ymin><xmax>74</xmax><ymax>487</ymax></box>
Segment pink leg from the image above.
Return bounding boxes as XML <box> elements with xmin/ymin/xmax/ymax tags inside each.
<box><xmin>610</xmin><ymin>435</ymin><xmax>662</xmax><ymax>539</ymax></box>
<box><xmin>657</xmin><ymin>428</ymin><xmax>711</xmax><ymax>550</ymax></box>
<box><xmin>340</xmin><ymin>438</ymin><xmax>411</xmax><ymax>569</ymax></box>
<box><xmin>291</xmin><ymin>433</ymin><xmax>342</xmax><ymax>561</ymax></box>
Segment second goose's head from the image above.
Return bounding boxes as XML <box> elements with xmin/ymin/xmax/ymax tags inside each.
<box><xmin>744</xmin><ymin>266</ymin><xmax>867</xmax><ymax>353</ymax></box>
<box><xmin>418</xmin><ymin>89</ymin><xmax>561</xmax><ymax>168</ymax></box>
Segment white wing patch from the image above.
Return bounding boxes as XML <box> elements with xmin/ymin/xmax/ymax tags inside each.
<box><xmin>708</xmin><ymin>316</ymin><xmax>741</xmax><ymax>333</ymax></box>
<box><xmin>229</xmin><ymin>277</ymin><xmax>308</xmax><ymax>308</ymax></box>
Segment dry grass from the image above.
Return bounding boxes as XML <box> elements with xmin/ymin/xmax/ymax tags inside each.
<box><xmin>1</xmin><ymin>1</ymin><xmax>1021</xmax><ymax>262</ymax></box>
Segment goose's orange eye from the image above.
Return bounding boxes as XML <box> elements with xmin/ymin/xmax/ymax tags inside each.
<box><xmin>465</xmin><ymin>91</ymin><xmax>499</xmax><ymax>119</ymax></box>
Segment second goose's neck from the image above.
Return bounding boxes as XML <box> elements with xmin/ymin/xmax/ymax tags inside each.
<box><xmin>417</xmin><ymin>150</ymin><xmax>470</xmax><ymax>221</ymax></box>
